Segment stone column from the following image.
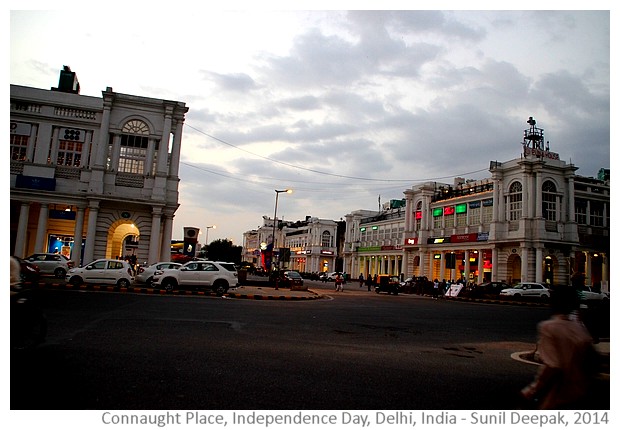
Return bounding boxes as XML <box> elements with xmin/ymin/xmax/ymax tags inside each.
<box><xmin>521</xmin><ymin>247</ymin><xmax>529</xmax><ymax>283</ymax></box>
<box><xmin>72</xmin><ymin>206</ymin><xmax>85</xmax><ymax>266</ymax></box>
<box><xmin>169</xmin><ymin>119</ymin><xmax>184</xmax><ymax>177</ymax></box>
<box><xmin>34</xmin><ymin>203</ymin><xmax>49</xmax><ymax>252</ymax></box>
<box><xmin>491</xmin><ymin>248</ymin><xmax>498</xmax><ymax>282</ymax></box>
<box><xmin>464</xmin><ymin>250</ymin><xmax>470</xmax><ymax>283</ymax></box>
<box><xmin>156</xmin><ymin>105</ymin><xmax>173</xmax><ymax>174</ymax></box>
<box><xmin>83</xmin><ymin>201</ymin><xmax>100</xmax><ymax>264</ymax></box>
<box><xmin>159</xmin><ymin>211</ymin><xmax>174</xmax><ymax>262</ymax></box>
<box><xmin>536</xmin><ymin>247</ymin><xmax>543</xmax><ymax>283</ymax></box>
<box><xmin>14</xmin><ymin>202</ymin><xmax>30</xmax><ymax>257</ymax></box>
<box><xmin>148</xmin><ymin>209</ymin><xmax>162</xmax><ymax>265</ymax></box>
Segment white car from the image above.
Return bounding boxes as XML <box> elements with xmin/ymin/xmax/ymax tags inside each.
<box><xmin>135</xmin><ymin>262</ymin><xmax>182</xmax><ymax>287</ymax></box>
<box><xmin>499</xmin><ymin>282</ymin><xmax>550</xmax><ymax>299</ymax></box>
<box><xmin>25</xmin><ymin>253</ymin><xmax>74</xmax><ymax>278</ymax></box>
<box><xmin>66</xmin><ymin>259</ymin><xmax>134</xmax><ymax>288</ymax></box>
<box><xmin>577</xmin><ymin>287</ymin><xmax>609</xmax><ymax>301</ymax></box>
<box><xmin>151</xmin><ymin>260</ymin><xmax>239</xmax><ymax>295</ymax></box>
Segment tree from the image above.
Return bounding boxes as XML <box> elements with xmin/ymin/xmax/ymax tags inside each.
<box><xmin>202</xmin><ymin>239</ymin><xmax>242</xmax><ymax>264</ymax></box>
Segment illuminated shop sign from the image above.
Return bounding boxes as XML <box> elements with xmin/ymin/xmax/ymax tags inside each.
<box><xmin>443</xmin><ymin>206</ymin><xmax>455</xmax><ymax>215</ymax></box>
<box><xmin>469</xmin><ymin>201</ymin><xmax>481</xmax><ymax>209</ymax></box>
<box><xmin>360</xmin><ymin>227</ymin><xmax>366</xmax><ymax>232</ymax></box>
<box><xmin>405</xmin><ymin>237</ymin><xmax>418</xmax><ymax>245</ymax></box>
<box><xmin>415</xmin><ymin>211</ymin><xmax>422</xmax><ymax>220</ymax></box>
<box><xmin>320</xmin><ymin>250</ymin><xmax>333</xmax><ymax>255</ymax></box>
<box><xmin>432</xmin><ymin>208</ymin><xmax>443</xmax><ymax>217</ymax></box>
<box><xmin>455</xmin><ymin>203</ymin><xmax>467</xmax><ymax>214</ymax></box>
<box><xmin>433</xmin><ymin>254</ymin><xmax>441</xmax><ymax>259</ymax></box>
<box><xmin>482</xmin><ymin>199</ymin><xmax>493</xmax><ymax>206</ymax></box>
<box><xmin>449</xmin><ymin>232</ymin><xmax>490</xmax><ymax>243</ymax></box>
<box><xmin>524</xmin><ymin>147</ymin><xmax>559</xmax><ymax>160</ymax></box>
<box><xmin>427</xmin><ymin>237</ymin><xmax>450</xmax><ymax>244</ymax></box>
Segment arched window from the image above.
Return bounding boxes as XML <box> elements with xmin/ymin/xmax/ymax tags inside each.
<box><xmin>542</xmin><ymin>180</ymin><xmax>558</xmax><ymax>221</ymax></box>
<box><xmin>117</xmin><ymin>119</ymin><xmax>150</xmax><ymax>174</ymax></box>
<box><xmin>321</xmin><ymin>230</ymin><xmax>332</xmax><ymax>248</ymax></box>
<box><xmin>508</xmin><ymin>181</ymin><xmax>522</xmax><ymax>221</ymax></box>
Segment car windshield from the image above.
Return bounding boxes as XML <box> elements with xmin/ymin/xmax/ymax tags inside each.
<box><xmin>286</xmin><ymin>272</ymin><xmax>301</xmax><ymax>278</ymax></box>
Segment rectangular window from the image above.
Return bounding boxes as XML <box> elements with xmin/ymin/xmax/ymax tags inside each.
<box><xmin>456</xmin><ymin>212</ymin><xmax>467</xmax><ymax>227</ymax></box>
<box><xmin>469</xmin><ymin>206</ymin><xmax>481</xmax><ymax>225</ymax></box>
<box><xmin>56</xmin><ymin>140</ymin><xmax>83</xmax><ymax>166</ymax></box>
<box><xmin>10</xmin><ymin>134</ymin><xmax>29</xmax><ymax>161</ymax></box>
<box><xmin>590</xmin><ymin>202</ymin><xmax>604</xmax><ymax>227</ymax></box>
<box><xmin>575</xmin><ymin>199</ymin><xmax>587</xmax><ymax>225</ymax></box>
<box><xmin>482</xmin><ymin>205</ymin><xmax>493</xmax><ymax>224</ymax></box>
<box><xmin>118</xmin><ymin>135</ymin><xmax>148</xmax><ymax>174</ymax></box>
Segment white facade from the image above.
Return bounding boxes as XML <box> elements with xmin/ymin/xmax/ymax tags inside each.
<box><xmin>242</xmin><ymin>216</ymin><xmax>339</xmax><ymax>274</ymax></box>
<box><xmin>10</xmin><ymin>69</ymin><xmax>188</xmax><ymax>266</ymax></box>
<box><xmin>344</xmin><ymin>120</ymin><xmax>609</xmax><ymax>289</ymax></box>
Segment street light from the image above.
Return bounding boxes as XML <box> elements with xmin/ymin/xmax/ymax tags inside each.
<box><xmin>272</xmin><ymin>189</ymin><xmax>292</xmax><ymax>288</ymax></box>
<box><xmin>204</xmin><ymin>225</ymin><xmax>216</xmax><ymax>258</ymax></box>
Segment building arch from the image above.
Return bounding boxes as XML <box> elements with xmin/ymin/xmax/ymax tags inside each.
<box><xmin>105</xmin><ymin>218</ymin><xmax>141</xmax><ymax>259</ymax></box>
<box><xmin>506</xmin><ymin>252</ymin><xmax>522</xmax><ymax>284</ymax></box>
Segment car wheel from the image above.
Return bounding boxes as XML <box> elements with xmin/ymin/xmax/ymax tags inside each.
<box><xmin>162</xmin><ymin>278</ymin><xmax>177</xmax><ymax>291</ymax></box>
<box><xmin>117</xmin><ymin>278</ymin><xmax>130</xmax><ymax>288</ymax></box>
<box><xmin>513</xmin><ymin>293</ymin><xmax>521</xmax><ymax>298</ymax></box>
<box><xmin>213</xmin><ymin>281</ymin><xmax>228</xmax><ymax>296</ymax></box>
<box><xmin>145</xmin><ymin>277</ymin><xmax>153</xmax><ymax>288</ymax></box>
<box><xmin>69</xmin><ymin>276</ymin><xmax>83</xmax><ymax>287</ymax></box>
<box><xmin>54</xmin><ymin>268</ymin><xmax>66</xmax><ymax>279</ymax></box>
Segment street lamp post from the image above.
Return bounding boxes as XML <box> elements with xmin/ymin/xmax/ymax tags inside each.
<box><xmin>272</xmin><ymin>189</ymin><xmax>292</xmax><ymax>289</ymax></box>
<box><xmin>204</xmin><ymin>225</ymin><xmax>215</xmax><ymax>258</ymax></box>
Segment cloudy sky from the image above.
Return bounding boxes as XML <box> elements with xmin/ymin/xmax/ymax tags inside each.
<box><xmin>9</xmin><ymin>4</ymin><xmax>611</xmax><ymax>246</ymax></box>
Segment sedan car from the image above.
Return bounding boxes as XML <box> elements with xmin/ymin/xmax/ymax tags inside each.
<box><xmin>24</xmin><ymin>253</ymin><xmax>74</xmax><ymax>278</ymax></box>
<box><xmin>472</xmin><ymin>281</ymin><xmax>512</xmax><ymax>296</ymax></box>
<box><xmin>499</xmin><ymin>282</ymin><xmax>550</xmax><ymax>299</ymax></box>
<box><xmin>135</xmin><ymin>262</ymin><xmax>182</xmax><ymax>287</ymax></box>
<box><xmin>13</xmin><ymin>256</ymin><xmax>41</xmax><ymax>285</ymax></box>
<box><xmin>66</xmin><ymin>259</ymin><xmax>134</xmax><ymax>288</ymax></box>
<box><xmin>151</xmin><ymin>260</ymin><xmax>238</xmax><ymax>295</ymax></box>
<box><xmin>577</xmin><ymin>287</ymin><xmax>609</xmax><ymax>302</ymax></box>
<box><xmin>279</xmin><ymin>270</ymin><xmax>305</xmax><ymax>289</ymax></box>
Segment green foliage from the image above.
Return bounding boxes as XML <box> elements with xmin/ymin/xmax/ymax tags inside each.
<box><xmin>201</xmin><ymin>239</ymin><xmax>242</xmax><ymax>263</ymax></box>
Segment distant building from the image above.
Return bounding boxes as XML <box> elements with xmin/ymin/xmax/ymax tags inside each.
<box><xmin>10</xmin><ymin>67</ymin><xmax>189</xmax><ymax>266</ymax></box>
<box><xmin>344</xmin><ymin>118</ymin><xmax>609</xmax><ymax>290</ymax></box>
<box><xmin>242</xmin><ymin>215</ymin><xmax>339</xmax><ymax>273</ymax></box>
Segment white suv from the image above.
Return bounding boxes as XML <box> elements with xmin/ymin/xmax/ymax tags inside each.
<box><xmin>152</xmin><ymin>260</ymin><xmax>238</xmax><ymax>295</ymax></box>
<box><xmin>66</xmin><ymin>259</ymin><xmax>134</xmax><ymax>288</ymax></box>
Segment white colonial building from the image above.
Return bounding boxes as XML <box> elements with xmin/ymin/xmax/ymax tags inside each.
<box><xmin>10</xmin><ymin>67</ymin><xmax>189</xmax><ymax>266</ymax></box>
<box><xmin>242</xmin><ymin>215</ymin><xmax>340</xmax><ymax>274</ymax></box>
<box><xmin>344</xmin><ymin>118</ymin><xmax>609</xmax><ymax>290</ymax></box>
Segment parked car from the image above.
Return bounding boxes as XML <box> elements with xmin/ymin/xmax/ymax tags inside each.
<box><xmin>471</xmin><ymin>281</ymin><xmax>512</xmax><ymax>296</ymax></box>
<box><xmin>24</xmin><ymin>253</ymin><xmax>74</xmax><ymax>278</ymax></box>
<box><xmin>66</xmin><ymin>259</ymin><xmax>134</xmax><ymax>288</ymax></box>
<box><xmin>577</xmin><ymin>287</ymin><xmax>609</xmax><ymax>302</ymax></box>
<box><xmin>151</xmin><ymin>260</ymin><xmax>239</xmax><ymax>295</ymax></box>
<box><xmin>375</xmin><ymin>275</ymin><xmax>401</xmax><ymax>295</ymax></box>
<box><xmin>13</xmin><ymin>256</ymin><xmax>40</xmax><ymax>284</ymax></box>
<box><xmin>135</xmin><ymin>262</ymin><xmax>182</xmax><ymax>287</ymax></box>
<box><xmin>400</xmin><ymin>276</ymin><xmax>433</xmax><ymax>294</ymax></box>
<box><xmin>320</xmin><ymin>271</ymin><xmax>342</xmax><ymax>281</ymax></box>
<box><xmin>499</xmin><ymin>282</ymin><xmax>550</xmax><ymax>299</ymax></box>
<box><xmin>279</xmin><ymin>270</ymin><xmax>305</xmax><ymax>289</ymax></box>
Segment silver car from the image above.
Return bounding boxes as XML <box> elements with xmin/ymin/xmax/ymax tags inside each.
<box><xmin>135</xmin><ymin>262</ymin><xmax>181</xmax><ymax>287</ymax></box>
<box><xmin>66</xmin><ymin>259</ymin><xmax>134</xmax><ymax>288</ymax></box>
<box><xmin>25</xmin><ymin>253</ymin><xmax>74</xmax><ymax>278</ymax></box>
<box><xmin>499</xmin><ymin>282</ymin><xmax>550</xmax><ymax>299</ymax></box>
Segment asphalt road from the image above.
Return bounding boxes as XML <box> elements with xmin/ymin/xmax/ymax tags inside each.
<box><xmin>11</xmin><ymin>281</ymin><xmax>609</xmax><ymax>411</ymax></box>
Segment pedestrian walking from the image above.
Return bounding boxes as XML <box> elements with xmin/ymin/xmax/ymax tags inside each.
<box><xmin>335</xmin><ymin>274</ymin><xmax>344</xmax><ymax>292</ymax></box>
<box><xmin>521</xmin><ymin>287</ymin><xmax>599</xmax><ymax>409</ymax></box>
<box><xmin>366</xmin><ymin>274</ymin><xmax>372</xmax><ymax>291</ymax></box>
<box><xmin>359</xmin><ymin>273</ymin><xmax>364</xmax><ymax>288</ymax></box>
<box><xmin>433</xmin><ymin>279</ymin><xmax>439</xmax><ymax>299</ymax></box>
